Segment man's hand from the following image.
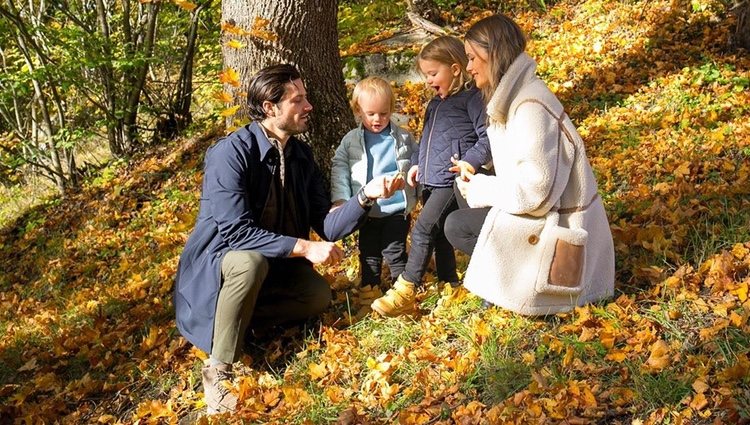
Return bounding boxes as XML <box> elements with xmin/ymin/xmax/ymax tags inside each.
<box><xmin>363</xmin><ymin>174</ymin><xmax>405</xmax><ymax>200</ymax></box>
<box><xmin>406</xmin><ymin>165</ymin><xmax>419</xmax><ymax>187</ymax></box>
<box><xmin>449</xmin><ymin>157</ymin><xmax>475</xmax><ymax>182</ymax></box>
<box><xmin>292</xmin><ymin>239</ymin><xmax>343</xmax><ymax>265</ymax></box>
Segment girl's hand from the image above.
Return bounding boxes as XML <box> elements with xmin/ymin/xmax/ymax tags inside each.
<box><xmin>449</xmin><ymin>157</ymin><xmax>476</xmax><ymax>182</ymax></box>
<box><xmin>406</xmin><ymin>165</ymin><xmax>419</xmax><ymax>187</ymax></box>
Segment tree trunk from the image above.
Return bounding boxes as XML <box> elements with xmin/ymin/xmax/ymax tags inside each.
<box><xmin>93</xmin><ymin>0</ymin><xmax>123</xmax><ymax>157</ymax></box>
<box><xmin>156</xmin><ymin>0</ymin><xmax>208</xmax><ymax>142</ymax></box>
<box><xmin>221</xmin><ymin>0</ymin><xmax>355</xmax><ymax>175</ymax></box>
<box><xmin>122</xmin><ymin>1</ymin><xmax>160</xmax><ymax>152</ymax></box>
<box><xmin>736</xmin><ymin>1</ymin><xmax>750</xmax><ymax>49</ymax></box>
<box><xmin>407</xmin><ymin>0</ymin><xmax>444</xmax><ymax>26</ymax></box>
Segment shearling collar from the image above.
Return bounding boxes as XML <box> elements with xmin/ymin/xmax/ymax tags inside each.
<box><xmin>486</xmin><ymin>52</ymin><xmax>537</xmax><ymax>125</ymax></box>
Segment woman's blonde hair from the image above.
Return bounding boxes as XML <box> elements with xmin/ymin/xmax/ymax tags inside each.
<box><xmin>465</xmin><ymin>14</ymin><xmax>527</xmax><ymax>102</ymax></box>
<box><xmin>350</xmin><ymin>76</ymin><xmax>395</xmax><ymax>114</ymax></box>
<box><xmin>416</xmin><ymin>36</ymin><xmax>472</xmax><ymax>96</ymax></box>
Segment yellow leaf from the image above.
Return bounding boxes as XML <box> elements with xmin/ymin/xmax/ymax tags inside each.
<box><xmin>605</xmin><ymin>350</ymin><xmax>627</xmax><ymax>362</ymax></box>
<box><xmin>308</xmin><ymin>362</ymin><xmax>327</xmax><ymax>380</ymax></box>
<box><xmin>734</xmin><ymin>282</ymin><xmax>748</xmax><ymax>302</ymax></box>
<box><xmin>220</xmin><ymin>105</ymin><xmax>240</xmax><ymax>117</ymax></box>
<box><xmin>226</xmin><ymin>39</ymin><xmax>245</xmax><ymax>49</ymax></box>
<box><xmin>690</xmin><ymin>392</ymin><xmax>708</xmax><ymax>410</ymax></box>
<box><xmin>674</xmin><ymin>161</ymin><xmax>691</xmax><ymax>178</ymax></box>
<box><xmin>219</xmin><ymin>68</ymin><xmax>240</xmax><ymax>87</ymax></box>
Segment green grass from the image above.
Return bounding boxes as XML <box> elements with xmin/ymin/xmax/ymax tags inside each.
<box><xmin>630</xmin><ymin>365</ymin><xmax>692</xmax><ymax>410</ymax></box>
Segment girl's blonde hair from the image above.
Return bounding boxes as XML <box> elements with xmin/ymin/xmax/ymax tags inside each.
<box><xmin>464</xmin><ymin>14</ymin><xmax>527</xmax><ymax>102</ymax></box>
<box><xmin>350</xmin><ymin>76</ymin><xmax>395</xmax><ymax>114</ymax></box>
<box><xmin>416</xmin><ymin>36</ymin><xmax>472</xmax><ymax>96</ymax></box>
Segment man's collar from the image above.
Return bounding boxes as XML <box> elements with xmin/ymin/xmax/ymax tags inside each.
<box><xmin>251</xmin><ymin>122</ymin><xmax>297</xmax><ymax>160</ymax></box>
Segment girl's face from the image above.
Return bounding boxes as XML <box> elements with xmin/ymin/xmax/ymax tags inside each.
<box><xmin>465</xmin><ymin>41</ymin><xmax>490</xmax><ymax>89</ymax></box>
<box><xmin>357</xmin><ymin>94</ymin><xmax>392</xmax><ymax>134</ymax></box>
<box><xmin>418</xmin><ymin>59</ymin><xmax>461</xmax><ymax>99</ymax></box>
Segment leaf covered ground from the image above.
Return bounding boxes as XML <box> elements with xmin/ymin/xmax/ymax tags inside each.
<box><xmin>1</xmin><ymin>0</ymin><xmax>750</xmax><ymax>423</ymax></box>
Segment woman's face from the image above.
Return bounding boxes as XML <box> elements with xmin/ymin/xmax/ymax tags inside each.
<box><xmin>465</xmin><ymin>41</ymin><xmax>490</xmax><ymax>89</ymax></box>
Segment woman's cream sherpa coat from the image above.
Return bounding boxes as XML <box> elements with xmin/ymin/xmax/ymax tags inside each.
<box><xmin>463</xmin><ymin>52</ymin><xmax>615</xmax><ymax>315</ymax></box>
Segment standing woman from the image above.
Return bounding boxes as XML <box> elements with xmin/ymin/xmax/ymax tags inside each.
<box><xmin>445</xmin><ymin>15</ymin><xmax>615</xmax><ymax>314</ymax></box>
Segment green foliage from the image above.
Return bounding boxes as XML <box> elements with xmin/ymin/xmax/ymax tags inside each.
<box><xmin>338</xmin><ymin>1</ymin><xmax>406</xmax><ymax>50</ymax></box>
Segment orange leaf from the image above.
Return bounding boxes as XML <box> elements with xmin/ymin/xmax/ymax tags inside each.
<box><xmin>644</xmin><ymin>339</ymin><xmax>670</xmax><ymax>372</ymax></box>
<box><xmin>212</xmin><ymin>91</ymin><xmax>233</xmax><ymax>103</ymax></box>
<box><xmin>174</xmin><ymin>0</ymin><xmax>197</xmax><ymax>11</ymax></box>
<box><xmin>219</xmin><ymin>68</ymin><xmax>240</xmax><ymax>87</ymax></box>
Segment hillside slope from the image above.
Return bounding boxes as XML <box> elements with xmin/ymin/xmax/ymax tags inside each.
<box><xmin>1</xmin><ymin>0</ymin><xmax>749</xmax><ymax>423</ymax></box>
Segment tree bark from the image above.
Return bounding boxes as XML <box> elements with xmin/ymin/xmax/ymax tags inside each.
<box><xmin>156</xmin><ymin>0</ymin><xmax>209</xmax><ymax>142</ymax></box>
<box><xmin>736</xmin><ymin>1</ymin><xmax>749</xmax><ymax>49</ymax></box>
<box><xmin>221</xmin><ymin>0</ymin><xmax>355</xmax><ymax>175</ymax></box>
<box><xmin>122</xmin><ymin>1</ymin><xmax>160</xmax><ymax>152</ymax></box>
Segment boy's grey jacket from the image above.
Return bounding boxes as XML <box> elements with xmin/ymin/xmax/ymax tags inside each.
<box><xmin>330</xmin><ymin>120</ymin><xmax>418</xmax><ymax>214</ymax></box>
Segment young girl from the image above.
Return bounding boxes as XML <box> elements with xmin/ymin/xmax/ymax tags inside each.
<box><xmin>371</xmin><ymin>36</ymin><xmax>492</xmax><ymax>317</ymax></box>
<box><xmin>331</xmin><ymin>77</ymin><xmax>418</xmax><ymax>287</ymax></box>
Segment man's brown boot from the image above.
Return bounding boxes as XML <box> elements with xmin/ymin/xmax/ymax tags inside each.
<box><xmin>371</xmin><ymin>275</ymin><xmax>416</xmax><ymax>317</ymax></box>
<box><xmin>202</xmin><ymin>363</ymin><xmax>237</xmax><ymax>414</ymax></box>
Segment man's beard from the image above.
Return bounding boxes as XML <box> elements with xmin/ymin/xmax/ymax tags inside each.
<box><xmin>279</xmin><ymin>117</ymin><xmax>309</xmax><ymax>135</ymax></box>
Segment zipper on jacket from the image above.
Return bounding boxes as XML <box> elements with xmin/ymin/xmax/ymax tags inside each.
<box><xmin>423</xmin><ymin>100</ymin><xmax>443</xmax><ymax>185</ymax></box>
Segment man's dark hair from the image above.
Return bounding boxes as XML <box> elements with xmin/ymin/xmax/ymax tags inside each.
<box><xmin>246</xmin><ymin>64</ymin><xmax>301</xmax><ymax>121</ymax></box>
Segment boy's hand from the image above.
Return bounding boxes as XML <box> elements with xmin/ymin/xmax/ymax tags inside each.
<box><xmin>449</xmin><ymin>157</ymin><xmax>475</xmax><ymax>182</ymax></box>
<box><xmin>406</xmin><ymin>165</ymin><xmax>419</xmax><ymax>187</ymax></box>
<box><xmin>388</xmin><ymin>172</ymin><xmax>406</xmax><ymax>191</ymax></box>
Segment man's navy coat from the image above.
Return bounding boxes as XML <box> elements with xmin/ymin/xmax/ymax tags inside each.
<box><xmin>174</xmin><ymin>122</ymin><xmax>368</xmax><ymax>353</ymax></box>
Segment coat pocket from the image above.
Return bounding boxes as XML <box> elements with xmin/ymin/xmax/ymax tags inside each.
<box><xmin>534</xmin><ymin>224</ymin><xmax>587</xmax><ymax>296</ymax></box>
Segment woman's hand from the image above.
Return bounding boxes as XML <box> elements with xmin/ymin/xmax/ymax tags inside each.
<box><xmin>455</xmin><ymin>173</ymin><xmax>472</xmax><ymax>200</ymax></box>
<box><xmin>449</xmin><ymin>157</ymin><xmax>476</xmax><ymax>182</ymax></box>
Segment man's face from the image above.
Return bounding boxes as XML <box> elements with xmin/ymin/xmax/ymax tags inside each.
<box><xmin>271</xmin><ymin>79</ymin><xmax>313</xmax><ymax>135</ymax></box>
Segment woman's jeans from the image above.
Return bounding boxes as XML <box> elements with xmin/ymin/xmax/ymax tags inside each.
<box><xmin>444</xmin><ymin>207</ymin><xmax>491</xmax><ymax>255</ymax></box>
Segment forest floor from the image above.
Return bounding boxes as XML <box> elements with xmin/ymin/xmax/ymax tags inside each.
<box><xmin>1</xmin><ymin>0</ymin><xmax>750</xmax><ymax>424</ymax></box>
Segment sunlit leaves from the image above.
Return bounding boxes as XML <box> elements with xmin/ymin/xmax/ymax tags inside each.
<box><xmin>218</xmin><ymin>67</ymin><xmax>240</xmax><ymax>87</ymax></box>
<box><xmin>173</xmin><ymin>0</ymin><xmax>197</xmax><ymax>12</ymax></box>
<box><xmin>2</xmin><ymin>0</ymin><xmax>750</xmax><ymax>423</ymax></box>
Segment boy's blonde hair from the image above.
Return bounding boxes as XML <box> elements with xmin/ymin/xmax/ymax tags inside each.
<box><xmin>416</xmin><ymin>36</ymin><xmax>472</xmax><ymax>96</ymax></box>
<box><xmin>350</xmin><ymin>77</ymin><xmax>395</xmax><ymax>114</ymax></box>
